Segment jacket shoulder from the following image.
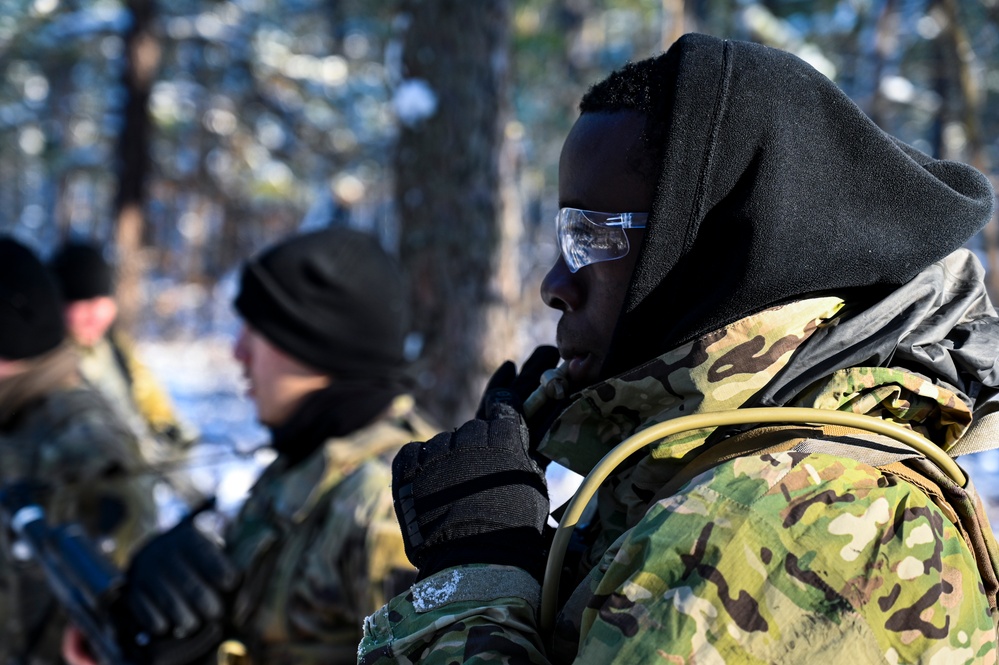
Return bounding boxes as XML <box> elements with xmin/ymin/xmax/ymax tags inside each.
<box><xmin>10</xmin><ymin>387</ymin><xmax>141</xmax><ymax>473</ymax></box>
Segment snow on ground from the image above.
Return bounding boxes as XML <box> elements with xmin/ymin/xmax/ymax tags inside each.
<box><xmin>137</xmin><ymin>335</ymin><xmax>999</xmax><ymax>532</ymax></box>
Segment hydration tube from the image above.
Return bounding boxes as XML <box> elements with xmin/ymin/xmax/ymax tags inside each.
<box><xmin>538</xmin><ymin>407</ymin><xmax>966</xmax><ymax>634</ymax></box>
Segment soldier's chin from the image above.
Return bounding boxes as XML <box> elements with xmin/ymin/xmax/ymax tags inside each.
<box><xmin>71</xmin><ymin>331</ymin><xmax>101</xmax><ymax>347</ymax></box>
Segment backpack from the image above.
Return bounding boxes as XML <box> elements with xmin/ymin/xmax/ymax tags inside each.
<box><xmin>541</xmin><ymin>407</ymin><xmax>999</xmax><ymax>637</ymax></box>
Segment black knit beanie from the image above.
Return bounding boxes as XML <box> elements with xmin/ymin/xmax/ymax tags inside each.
<box><xmin>49</xmin><ymin>241</ymin><xmax>114</xmax><ymax>302</ymax></box>
<box><xmin>234</xmin><ymin>227</ymin><xmax>408</xmax><ymax>379</ymax></box>
<box><xmin>0</xmin><ymin>237</ymin><xmax>66</xmax><ymax>360</ymax></box>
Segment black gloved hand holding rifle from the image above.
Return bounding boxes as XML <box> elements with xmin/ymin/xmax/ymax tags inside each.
<box><xmin>111</xmin><ymin>500</ymin><xmax>239</xmax><ymax>665</ymax></box>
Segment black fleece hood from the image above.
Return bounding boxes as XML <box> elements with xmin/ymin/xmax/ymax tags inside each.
<box><xmin>602</xmin><ymin>34</ymin><xmax>996</xmax><ymax>379</ymax></box>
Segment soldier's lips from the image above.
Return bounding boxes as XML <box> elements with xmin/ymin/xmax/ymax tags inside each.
<box><xmin>564</xmin><ymin>352</ymin><xmax>596</xmax><ymax>385</ymax></box>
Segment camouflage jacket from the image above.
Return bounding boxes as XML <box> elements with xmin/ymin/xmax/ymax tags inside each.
<box><xmin>224</xmin><ymin>395</ymin><xmax>437</xmax><ymax>665</ymax></box>
<box><xmin>0</xmin><ymin>358</ymin><xmax>158</xmax><ymax>665</ymax></box>
<box><xmin>78</xmin><ymin>331</ymin><xmax>196</xmax><ymax>452</ymax></box>
<box><xmin>359</xmin><ymin>291</ymin><xmax>999</xmax><ymax>664</ymax></box>
<box><xmin>78</xmin><ymin>331</ymin><xmax>201</xmax><ymax>504</ymax></box>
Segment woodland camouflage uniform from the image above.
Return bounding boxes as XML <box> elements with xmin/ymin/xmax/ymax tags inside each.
<box><xmin>223</xmin><ymin>394</ymin><xmax>438</xmax><ymax>665</ymax></box>
<box><xmin>0</xmin><ymin>346</ymin><xmax>158</xmax><ymax>665</ymax></box>
<box><xmin>360</xmin><ymin>255</ymin><xmax>999</xmax><ymax>663</ymax></box>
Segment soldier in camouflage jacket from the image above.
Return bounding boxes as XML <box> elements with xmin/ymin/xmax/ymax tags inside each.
<box><xmin>362</xmin><ymin>34</ymin><xmax>999</xmax><ymax>664</ymax></box>
<box><xmin>224</xmin><ymin>391</ymin><xmax>437</xmax><ymax>663</ymax></box>
<box><xmin>220</xmin><ymin>227</ymin><xmax>438</xmax><ymax>664</ymax></box>
<box><xmin>65</xmin><ymin>227</ymin><xmax>436</xmax><ymax>665</ymax></box>
<box><xmin>0</xmin><ymin>238</ymin><xmax>158</xmax><ymax>665</ymax></box>
<box><xmin>49</xmin><ymin>241</ymin><xmax>201</xmax><ymax>506</ymax></box>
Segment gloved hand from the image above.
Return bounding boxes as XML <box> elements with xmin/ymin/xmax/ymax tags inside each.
<box><xmin>476</xmin><ymin>345</ymin><xmax>562</xmax><ymax>456</ymax></box>
<box><xmin>393</xmin><ymin>403</ymin><xmax>550</xmax><ymax>583</ymax></box>
<box><xmin>113</xmin><ymin>505</ymin><xmax>238</xmax><ymax>665</ymax></box>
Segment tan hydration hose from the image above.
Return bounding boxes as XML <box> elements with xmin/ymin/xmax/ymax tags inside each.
<box><xmin>538</xmin><ymin>407</ymin><xmax>966</xmax><ymax>634</ymax></box>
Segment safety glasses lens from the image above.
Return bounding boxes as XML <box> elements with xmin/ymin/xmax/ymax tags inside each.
<box><xmin>556</xmin><ymin>209</ymin><xmax>632</xmax><ymax>272</ymax></box>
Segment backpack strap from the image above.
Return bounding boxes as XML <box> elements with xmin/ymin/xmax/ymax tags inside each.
<box><xmin>947</xmin><ymin>400</ymin><xmax>999</xmax><ymax>457</ymax></box>
<box><xmin>107</xmin><ymin>330</ymin><xmax>135</xmax><ymax>388</ymax></box>
<box><xmin>652</xmin><ymin>423</ymin><xmax>999</xmax><ymax>630</ymax></box>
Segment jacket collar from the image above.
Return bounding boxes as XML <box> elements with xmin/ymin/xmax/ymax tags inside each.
<box><xmin>265</xmin><ymin>395</ymin><xmax>435</xmax><ymax>523</ymax></box>
<box><xmin>538</xmin><ymin>297</ymin><xmax>845</xmax><ymax>477</ymax></box>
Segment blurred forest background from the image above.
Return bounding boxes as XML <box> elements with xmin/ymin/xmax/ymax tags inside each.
<box><xmin>2</xmin><ymin>0</ymin><xmax>998</xmax><ymax>446</ymax></box>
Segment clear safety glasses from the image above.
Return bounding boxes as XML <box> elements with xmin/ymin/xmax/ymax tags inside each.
<box><xmin>555</xmin><ymin>208</ymin><xmax>648</xmax><ymax>273</ymax></box>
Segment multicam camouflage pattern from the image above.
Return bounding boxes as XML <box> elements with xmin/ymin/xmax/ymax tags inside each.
<box><xmin>0</xmin><ymin>379</ymin><xmax>158</xmax><ymax>665</ymax></box>
<box><xmin>358</xmin><ymin>297</ymin><xmax>998</xmax><ymax>664</ymax></box>
<box><xmin>542</xmin><ymin>297</ymin><xmax>846</xmax><ymax>564</ymax></box>
<box><xmin>792</xmin><ymin>366</ymin><xmax>973</xmax><ymax>451</ymax></box>
<box><xmin>567</xmin><ymin>450</ymin><xmax>995</xmax><ymax>664</ymax></box>
<box><xmin>224</xmin><ymin>395</ymin><xmax>437</xmax><ymax>665</ymax></box>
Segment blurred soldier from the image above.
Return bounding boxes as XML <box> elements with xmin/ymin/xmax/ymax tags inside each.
<box><xmin>0</xmin><ymin>237</ymin><xmax>158</xmax><ymax>665</ymax></box>
<box><xmin>360</xmin><ymin>34</ymin><xmax>999</xmax><ymax>663</ymax></box>
<box><xmin>49</xmin><ymin>240</ymin><xmax>200</xmax><ymax>504</ymax></box>
<box><xmin>65</xmin><ymin>226</ymin><xmax>437</xmax><ymax>664</ymax></box>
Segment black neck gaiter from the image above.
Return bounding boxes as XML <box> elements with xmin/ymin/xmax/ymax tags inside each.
<box><xmin>268</xmin><ymin>379</ymin><xmax>404</xmax><ymax>467</ymax></box>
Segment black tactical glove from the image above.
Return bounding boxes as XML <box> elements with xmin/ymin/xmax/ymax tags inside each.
<box><xmin>113</xmin><ymin>505</ymin><xmax>238</xmax><ymax>665</ymax></box>
<box><xmin>393</xmin><ymin>403</ymin><xmax>550</xmax><ymax>582</ymax></box>
<box><xmin>476</xmin><ymin>345</ymin><xmax>562</xmax><ymax>457</ymax></box>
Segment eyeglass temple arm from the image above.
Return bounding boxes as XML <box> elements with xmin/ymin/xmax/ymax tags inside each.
<box><xmin>605</xmin><ymin>213</ymin><xmax>645</xmax><ymax>228</ymax></box>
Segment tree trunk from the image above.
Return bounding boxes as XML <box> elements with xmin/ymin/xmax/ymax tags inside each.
<box><xmin>114</xmin><ymin>0</ymin><xmax>160</xmax><ymax>333</ymax></box>
<box><xmin>933</xmin><ymin>0</ymin><xmax>998</xmax><ymax>299</ymax></box>
<box><xmin>869</xmin><ymin>0</ymin><xmax>899</xmax><ymax>129</ymax></box>
<box><xmin>395</xmin><ymin>0</ymin><xmax>514</xmax><ymax>427</ymax></box>
<box><xmin>661</xmin><ymin>0</ymin><xmax>684</xmax><ymax>50</ymax></box>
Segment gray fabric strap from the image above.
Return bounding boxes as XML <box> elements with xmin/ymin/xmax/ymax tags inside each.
<box><xmin>948</xmin><ymin>401</ymin><xmax>999</xmax><ymax>457</ymax></box>
<box><xmin>792</xmin><ymin>433</ymin><xmax>923</xmax><ymax>467</ymax></box>
<box><xmin>411</xmin><ymin>566</ymin><xmax>541</xmax><ymax>614</ymax></box>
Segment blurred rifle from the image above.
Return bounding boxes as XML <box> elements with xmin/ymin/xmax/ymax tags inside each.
<box><xmin>0</xmin><ymin>484</ymin><xmax>134</xmax><ymax>665</ymax></box>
